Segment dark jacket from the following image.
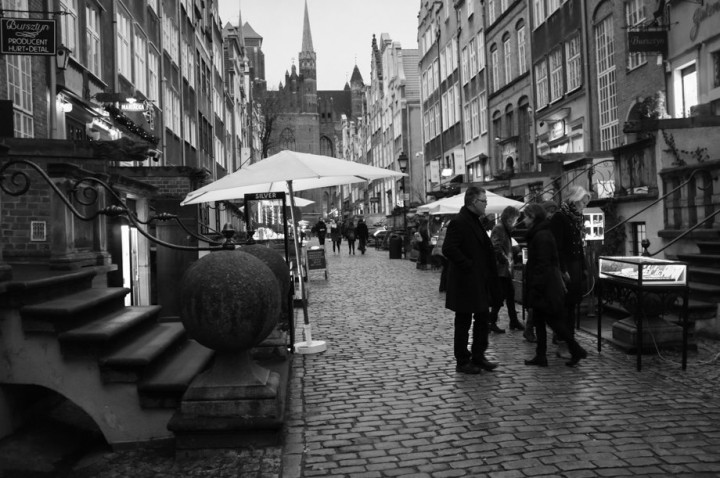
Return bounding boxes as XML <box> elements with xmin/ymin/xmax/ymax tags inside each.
<box><xmin>314</xmin><ymin>220</ymin><xmax>327</xmax><ymax>238</ymax></box>
<box><xmin>550</xmin><ymin>207</ymin><xmax>586</xmax><ymax>304</ymax></box>
<box><xmin>525</xmin><ymin>219</ymin><xmax>565</xmax><ymax>316</ymax></box>
<box><xmin>356</xmin><ymin>222</ymin><xmax>369</xmax><ymax>241</ymax></box>
<box><xmin>442</xmin><ymin>207</ymin><xmax>498</xmax><ymax>313</ymax></box>
<box><xmin>490</xmin><ymin>222</ymin><xmax>514</xmax><ymax>278</ymax></box>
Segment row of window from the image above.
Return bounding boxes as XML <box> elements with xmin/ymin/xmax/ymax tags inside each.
<box><xmin>461</xmin><ymin>32</ymin><xmax>486</xmax><ymax>86</ymax></box>
<box><xmin>423</xmin><ymin>85</ymin><xmax>462</xmax><ymax>141</ymax></box>
<box><xmin>534</xmin><ymin>35</ymin><xmax>582</xmax><ymax>109</ymax></box>
<box><xmin>5</xmin><ymin>0</ymin><xmax>33</xmax><ymax>137</ymax></box>
<box><xmin>488</xmin><ymin>0</ymin><xmax>514</xmax><ymax>25</ymax></box>
<box><xmin>463</xmin><ymin>93</ymin><xmax>489</xmax><ymax>142</ymax></box>
<box><xmin>533</xmin><ymin>0</ymin><xmax>566</xmax><ymax>29</ymax></box>
<box><xmin>489</xmin><ymin>21</ymin><xmax>528</xmax><ymax>92</ymax></box>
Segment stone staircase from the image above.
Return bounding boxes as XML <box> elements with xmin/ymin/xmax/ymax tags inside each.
<box><xmin>674</xmin><ymin>240</ymin><xmax>720</xmax><ymax>334</ymax></box>
<box><xmin>0</xmin><ymin>267</ymin><xmax>214</xmax><ymax>447</ymax></box>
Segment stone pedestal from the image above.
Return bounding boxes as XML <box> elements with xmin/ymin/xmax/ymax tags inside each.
<box><xmin>168</xmin><ymin>351</ymin><xmax>287</xmax><ymax>450</ymax></box>
<box><xmin>612</xmin><ymin>315</ymin><xmax>684</xmax><ymax>353</ymax></box>
<box><xmin>169</xmin><ymin>250</ymin><xmax>288</xmax><ymax>451</ymax></box>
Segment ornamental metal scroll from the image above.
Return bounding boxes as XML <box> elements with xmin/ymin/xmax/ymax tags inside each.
<box><xmin>0</xmin><ymin>159</ymin><xmax>237</xmax><ymax>252</ymax></box>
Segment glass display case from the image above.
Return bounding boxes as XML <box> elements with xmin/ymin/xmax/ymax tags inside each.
<box><xmin>598</xmin><ymin>256</ymin><xmax>687</xmax><ymax>286</ymax></box>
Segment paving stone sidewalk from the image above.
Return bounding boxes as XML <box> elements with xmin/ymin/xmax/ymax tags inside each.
<box><xmin>281</xmin><ymin>243</ymin><xmax>720</xmax><ymax>478</ymax></box>
<box><xmin>61</xmin><ymin>242</ymin><xmax>720</xmax><ymax>477</ymax></box>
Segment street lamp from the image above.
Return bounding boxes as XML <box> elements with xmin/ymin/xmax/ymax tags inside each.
<box><xmin>398</xmin><ymin>152</ymin><xmax>409</xmax><ymax>256</ymax></box>
<box><xmin>56</xmin><ymin>44</ymin><xmax>71</xmax><ymax>70</ymax></box>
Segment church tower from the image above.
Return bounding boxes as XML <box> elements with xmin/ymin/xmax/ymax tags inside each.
<box><xmin>349</xmin><ymin>65</ymin><xmax>365</xmax><ymax>120</ymax></box>
<box><xmin>298</xmin><ymin>0</ymin><xmax>317</xmax><ymax>112</ymax></box>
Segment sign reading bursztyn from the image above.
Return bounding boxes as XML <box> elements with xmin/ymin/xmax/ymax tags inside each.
<box><xmin>0</xmin><ymin>18</ymin><xmax>56</xmax><ymax>55</ymax></box>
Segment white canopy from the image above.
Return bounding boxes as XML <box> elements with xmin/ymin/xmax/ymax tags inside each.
<box><xmin>417</xmin><ymin>191</ymin><xmax>524</xmax><ymax>216</ymax></box>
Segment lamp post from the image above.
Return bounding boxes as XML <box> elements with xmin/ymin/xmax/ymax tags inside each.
<box><xmin>398</xmin><ymin>152</ymin><xmax>409</xmax><ymax>257</ymax></box>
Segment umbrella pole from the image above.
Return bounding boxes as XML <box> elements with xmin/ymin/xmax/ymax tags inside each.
<box><xmin>287</xmin><ymin>181</ymin><xmax>327</xmax><ymax>354</ymax></box>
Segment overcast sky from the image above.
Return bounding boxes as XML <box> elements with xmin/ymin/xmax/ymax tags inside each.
<box><xmin>218</xmin><ymin>0</ymin><xmax>420</xmax><ymax>90</ymax></box>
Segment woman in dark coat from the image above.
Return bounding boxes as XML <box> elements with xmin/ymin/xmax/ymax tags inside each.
<box><xmin>442</xmin><ymin>186</ymin><xmax>499</xmax><ymax>374</ymax></box>
<box><xmin>523</xmin><ymin>203</ymin><xmax>587</xmax><ymax>367</ymax></box>
<box><xmin>356</xmin><ymin>219</ymin><xmax>369</xmax><ymax>254</ymax></box>
<box><xmin>550</xmin><ymin>185</ymin><xmax>591</xmax><ymax>347</ymax></box>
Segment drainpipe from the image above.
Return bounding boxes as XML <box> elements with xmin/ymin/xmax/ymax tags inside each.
<box><xmin>580</xmin><ymin>0</ymin><xmax>593</xmax><ymax>151</ymax></box>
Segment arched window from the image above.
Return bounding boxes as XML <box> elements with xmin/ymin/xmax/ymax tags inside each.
<box><xmin>280</xmin><ymin>128</ymin><xmax>296</xmax><ymax>151</ymax></box>
<box><xmin>320</xmin><ymin>136</ymin><xmax>333</xmax><ymax>157</ymax></box>
<box><xmin>502</xmin><ymin>32</ymin><xmax>512</xmax><ymax>84</ymax></box>
<box><xmin>490</xmin><ymin>44</ymin><xmax>499</xmax><ymax>91</ymax></box>
<box><xmin>505</xmin><ymin>104</ymin><xmax>514</xmax><ymax>137</ymax></box>
<box><xmin>516</xmin><ymin>20</ymin><xmax>527</xmax><ymax>74</ymax></box>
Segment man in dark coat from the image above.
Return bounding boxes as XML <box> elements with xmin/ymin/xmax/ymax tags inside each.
<box><xmin>313</xmin><ymin>218</ymin><xmax>328</xmax><ymax>246</ymax></box>
<box><xmin>442</xmin><ymin>186</ymin><xmax>500</xmax><ymax>374</ymax></box>
<box><xmin>356</xmin><ymin>218</ymin><xmax>369</xmax><ymax>254</ymax></box>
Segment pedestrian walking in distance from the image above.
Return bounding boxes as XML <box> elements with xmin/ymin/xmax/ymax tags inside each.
<box><xmin>344</xmin><ymin>219</ymin><xmax>357</xmax><ymax>255</ymax></box>
<box><xmin>442</xmin><ymin>186</ymin><xmax>500</xmax><ymax>375</ymax></box>
<box><xmin>313</xmin><ymin>218</ymin><xmax>327</xmax><ymax>246</ymax></box>
<box><xmin>356</xmin><ymin>218</ymin><xmax>369</xmax><ymax>254</ymax></box>
<box><xmin>489</xmin><ymin>206</ymin><xmax>524</xmax><ymax>334</ymax></box>
<box><xmin>330</xmin><ymin>220</ymin><xmax>342</xmax><ymax>254</ymax></box>
<box><xmin>522</xmin><ymin>203</ymin><xmax>588</xmax><ymax>367</ymax></box>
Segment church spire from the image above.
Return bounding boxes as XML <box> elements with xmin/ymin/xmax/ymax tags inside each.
<box><xmin>298</xmin><ymin>0</ymin><xmax>316</xmax><ymax>81</ymax></box>
<box><xmin>301</xmin><ymin>0</ymin><xmax>314</xmax><ymax>53</ymax></box>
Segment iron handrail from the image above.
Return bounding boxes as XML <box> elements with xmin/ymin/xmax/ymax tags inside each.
<box><xmin>0</xmin><ymin>159</ymin><xmax>236</xmax><ymax>251</ymax></box>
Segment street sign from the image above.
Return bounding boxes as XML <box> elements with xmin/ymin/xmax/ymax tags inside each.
<box><xmin>121</xmin><ymin>102</ymin><xmax>147</xmax><ymax>111</ymax></box>
<box><xmin>628</xmin><ymin>30</ymin><xmax>667</xmax><ymax>55</ymax></box>
<box><xmin>0</xmin><ymin>18</ymin><xmax>56</xmax><ymax>55</ymax></box>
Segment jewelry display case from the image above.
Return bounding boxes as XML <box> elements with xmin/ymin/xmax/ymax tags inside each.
<box><xmin>596</xmin><ymin>256</ymin><xmax>689</xmax><ymax>371</ymax></box>
<box><xmin>598</xmin><ymin>256</ymin><xmax>687</xmax><ymax>287</ymax></box>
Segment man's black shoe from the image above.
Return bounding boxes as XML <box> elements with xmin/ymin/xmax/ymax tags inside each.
<box><xmin>473</xmin><ymin>357</ymin><xmax>498</xmax><ymax>371</ymax></box>
<box><xmin>524</xmin><ymin>356</ymin><xmax>548</xmax><ymax>366</ymax></box>
<box><xmin>456</xmin><ymin>362</ymin><xmax>482</xmax><ymax>374</ymax></box>
<box><xmin>489</xmin><ymin>323</ymin><xmax>506</xmax><ymax>334</ymax></box>
<box><xmin>509</xmin><ymin>321</ymin><xmax>525</xmax><ymax>331</ymax></box>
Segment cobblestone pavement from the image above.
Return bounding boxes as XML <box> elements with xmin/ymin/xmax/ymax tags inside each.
<box><xmin>281</xmin><ymin>242</ymin><xmax>720</xmax><ymax>478</ymax></box>
<box><xmin>64</xmin><ymin>241</ymin><xmax>720</xmax><ymax>477</ymax></box>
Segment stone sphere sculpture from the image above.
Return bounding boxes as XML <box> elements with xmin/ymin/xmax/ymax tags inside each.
<box><xmin>179</xmin><ymin>250</ymin><xmax>280</xmax><ymax>351</ymax></box>
<box><xmin>240</xmin><ymin>245</ymin><xmax>291</xmax><ymax>324</ymax></box>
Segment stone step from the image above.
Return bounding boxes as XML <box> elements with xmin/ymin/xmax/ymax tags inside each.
<box><xmin>696</xmin><ymin>241</ymin><xmax>720</xmax><ymax>255</ymax></box>
<box><xmin>20</xmin><ymin>288</ymin><xmax>130</xmax><ymax>333</ymax></box>
<box><xmin>138</xmin><ymin>340</ymin><xmax>215</xmax><ymax>408</ymax></box>
<box><xmin>677</xmin><ymin>253</ymin><xmax>720</xmax><ymax>267</ymax></box>
<box><xmin>687</xmin><ymin>265</ymin><xmax>720</xmax><ymax>283</ymax></box>
<box><xmin>2</xmin><ymin>267</ymin><xmax>97</xmax><ymax>307</ymax></box>
<box><xmin>100</xmin><ymin>322</ymin><xmax>186</xmax><ymax>383</ymax></box>
<box><xmin>58</xmin><ymin>305</ymin><xmax>162</xmax><ymax>345</ymax></box>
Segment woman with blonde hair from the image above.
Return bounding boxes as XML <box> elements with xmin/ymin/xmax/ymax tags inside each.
<box><xmin>550</xmin><ymin>185</ymin><xmax>591</xmax><ymax>357</ymax></box>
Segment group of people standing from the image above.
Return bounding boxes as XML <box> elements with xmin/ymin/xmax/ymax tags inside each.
<box><xmin>313</xmin><ymin>217</ymin><xmax>369</xmax><ymax>255</ymax></box>
<box><xmin>442</xmin><ymin>185</ymin><xmax>590</xmax><ymax>374</ymax></box>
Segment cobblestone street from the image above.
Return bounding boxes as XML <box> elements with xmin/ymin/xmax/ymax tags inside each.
<box><xmin>60</xmin><ymin>241</ymin><xmax>720</xmax><ymax>477</ymax></box>
<box><xmin>281</xmin><ymin>242</ymin><xmax>720</xmax><ymax>477</ymax></box>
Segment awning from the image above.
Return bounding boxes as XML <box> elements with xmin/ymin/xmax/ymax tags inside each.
<box><xmin>466</xmin><ymin>153</ymin><xmax>488</xmax><ymax>166</ymax></box>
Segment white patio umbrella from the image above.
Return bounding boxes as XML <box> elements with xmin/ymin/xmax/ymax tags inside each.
<box><xmin>238</xmin><ymin>195</ymin><xmax>314</xmax><ymax>212</ymax></box>
<box><xmin>181</xmin><ymin>150</ymin><xmax>406</xmax><ymax>354</ymax></box>
<box><xmin>416</xmin><ymin>190</ymin><xmax>524</xmax><ymax>216</ymax></box>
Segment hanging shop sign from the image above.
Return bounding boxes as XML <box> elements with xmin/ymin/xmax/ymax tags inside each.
<box><xmin>0</xmin><ymin>18</ymin><xmax>56</xmax><ymax>55</ymax></box>
<box><xmin>121</xmin><ymin>101</ymin><xmax>148</xmax><ymax>112</ymax></box>
<box><xmin>628</xmin><ymin>30</ymin><xmax>667</xmax><ymax>55</ymax></box>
